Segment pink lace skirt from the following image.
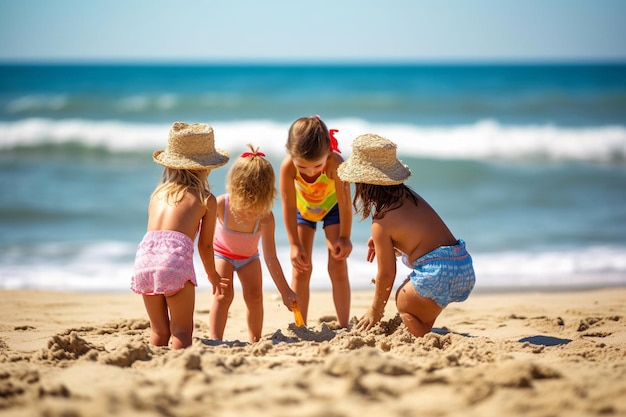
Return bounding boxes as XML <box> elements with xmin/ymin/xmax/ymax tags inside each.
<box><xmin>131</xmin><ymin>230</ymin><xmax>198</xmax><ymax>295</ymax></box>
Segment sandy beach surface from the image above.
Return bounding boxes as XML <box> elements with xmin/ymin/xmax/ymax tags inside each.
<box><xmin>1</xmin><ymin>287</ymin><xmax>625</xmax><ymax>417</ymax></box>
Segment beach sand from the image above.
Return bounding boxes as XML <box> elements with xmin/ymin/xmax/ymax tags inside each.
<box><xmin>1</xmin><ymin>287</ymin><xmax>625</xmax><ymax>417</ymax></box>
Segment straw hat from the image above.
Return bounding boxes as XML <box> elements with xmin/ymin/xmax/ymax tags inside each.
<box><xmin>337</xmin><ymin>133</ymin><xmax>411</xmax><ymax>185</ymax></box>
<box><xmin>153</xmin><ymin>122</ymin><xmax>230</xmax><ymax>170</ymax></box>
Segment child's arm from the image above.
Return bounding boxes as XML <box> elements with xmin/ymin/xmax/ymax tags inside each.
<box><xmin>356</xmin><ymin>221</ymin><xmax>397</xmax><ymax>331</ymax></box>
<box><xmin>197</xmin><ymin>194</ymin><xmax>226</xmax><ymax>295</ymax></box>
<box><xmin>279</xmin><ymin>157</ymin><xmax>310</xmax><ymax>272</ymax></box>
<box><xmin>329</xmin><ymin>154</ymin><xmax>353</xmax><ymax>260</ymax></box>
<box><xmin>260</xmin><ymin>212</ymin><xmax>299</xmax><ymax>309</ymax></box>
<box><xmin>366</xmin><ymin>237</ymin><xmax>376</xmax><ymax>262</ymax></box>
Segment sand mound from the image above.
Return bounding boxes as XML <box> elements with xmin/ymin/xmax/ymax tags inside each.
<box><xmin>0</xmin><ymin>289</ymin><xmax>624</xmax><ymax>416</ymax></box>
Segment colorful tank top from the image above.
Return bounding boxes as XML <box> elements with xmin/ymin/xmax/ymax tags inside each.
<box><xmin>213</xmin><ymin>196</ymin><xmax>261</xmax><ymax>260</ymax></box>
<box><xmin>294</xmin><ymin>169</ymin><xmax>337</xmax><ymax>222</ymax></box>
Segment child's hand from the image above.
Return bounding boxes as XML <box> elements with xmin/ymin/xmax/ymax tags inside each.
<box><xmin>209</xmin><ymin>273</ymin><xmax>229</xmax><ymax>296</ymax></box>
<box><xmin>355</xmin><ymin>306</ymin><xmax>384</xmax><ymax>332</ymax></box>
<box><xmin>330</xmin><ymin>237</ymin><xmax>352</xmax><ymax>261</ymax></box>
<box><xmin>290</xmin><ymin>244</ymin><xmax>310</xmax><ymax>273</ymax></box>
<box><xmin>281</xmin><ymin>288</ymin><xmax>299</xmax><ymax>310</ymax></box>
<box><xmin>366</xmin><ymin>237</ymin><xmax>376</xmax><ymax>263</ymax></box>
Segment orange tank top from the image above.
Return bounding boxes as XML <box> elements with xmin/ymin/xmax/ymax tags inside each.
<box><xmin>294</xmin><ymin>169</ymin><xmax>337</xmax><ymax>222</ymax></box>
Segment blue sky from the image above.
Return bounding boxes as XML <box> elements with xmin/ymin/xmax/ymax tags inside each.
<box><xmin>1</xmin><ymin>0</ymin><xmax>625</xmax><ymax>62</ymax></box>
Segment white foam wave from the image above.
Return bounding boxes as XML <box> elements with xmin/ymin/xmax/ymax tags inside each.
<box><xmin>471</xmin><ymin>246</ymin><xmax>626</xmax><ymax>288</ymax></box>
<box><xmin>1</xmin><ymin>118</ymin><xmax>626</xmax><ymax>163</ymax></box>
<box><xmin>0</xmin><ymin>118</ymin><xmax>168</xmax><ymax>151</ymax></box>
<box><xmin>1</xmin><ymin>241</ymin><xmax>625</xmax><ymax>292</ymax></box>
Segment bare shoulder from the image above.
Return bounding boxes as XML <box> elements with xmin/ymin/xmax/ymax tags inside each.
<box><xmin>260</xmin><ymin>211</ymin><xmax>276</xmax><ymax>226</ymax></box>
<box><xmin>373</xmin><ymin>208</ymin><xmax>409</xmax><ymax>235</ymax></box>
<box><xmin>279</xmin><ymin>155</ymin><xmax>295</xmax><ymax>174</ymax></box>
<box><xmin>325</xmin><ymin>152</ymin><xmax>345</xmax><ymax>179</ymax></box>
<box><xmin>204</xmin><ymin>193</ymin><xmax>217</xmax><ymax>211</ymax></box>
<box><xmin>326</xmin><ymin>152</ymin><xmax>344</xmax><ymax>169</ymax></box>
<box><xmin>182</xmin><ymin>191</ymin><xmax>214</xmax><ymax>218</ymax></box>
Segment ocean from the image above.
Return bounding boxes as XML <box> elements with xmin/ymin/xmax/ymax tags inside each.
<box><xmin>1</xmin><ymin>63</ymin><xmax>625</xmax><ymax>293</ymax></box>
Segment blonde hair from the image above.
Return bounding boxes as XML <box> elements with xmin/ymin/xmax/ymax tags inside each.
<box><xmin>152</xmin><ymin>168</ymin><xmax>212</xmax><ymax>205</ymax></box>
<box><xmin>227</xmin><ymin>144</ymin><xmax>276</xmax><ymax>215</ymax></box>
<box><xmin>286</xmin><ymin>116</ymin><xmax>330</xmax><ymax>160</ymax></box>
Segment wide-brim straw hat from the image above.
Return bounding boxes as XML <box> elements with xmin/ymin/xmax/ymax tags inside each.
<box><xmin>337</xmin><ymin>133</ymin><xmax>411</xmax><ymax>185</ymax></box>
<box><xmin>153</xmin><ymin>122</ymin><xmax>230</xmax><ymax>170</ymax></box>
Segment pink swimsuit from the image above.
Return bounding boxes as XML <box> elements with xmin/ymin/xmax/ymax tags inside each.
<box><xmin>213</xmin><ymin>196</ymin><xmax>261</xmax><ymax>260</ymax></box>
<box><xmin>131</xmin><ymin>230</ymin><xmax>198</xmax><ymax>295</ymax></box>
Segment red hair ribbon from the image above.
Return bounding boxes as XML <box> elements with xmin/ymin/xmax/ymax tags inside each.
<box><xmin>241</xmin><ymin>151</ymin><xmax>265</xmax><ymax>158</ymax></box>
<box><xmin>329</xmin><ymin>129</ymin><xmax>341</xmax><ymax>153</ymax></box>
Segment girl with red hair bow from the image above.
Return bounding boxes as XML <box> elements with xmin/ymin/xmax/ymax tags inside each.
<box><xmin>279</xmin><ymin>116</ymin><xmax>353</xmax><ymax>329</ymax></box>
<box><xmin>210</xmin><ymin>145</ymin><xmax>298</xmax><ymax>343</ymax></box>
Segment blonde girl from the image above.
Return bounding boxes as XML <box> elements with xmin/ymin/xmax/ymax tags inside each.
<box><xmin>132</xmin><ymin>122</ymin><xmax>229</xmax><ymax>349</ymax></box>
<box><xmin>210</xmin><ymin>145</ymin><xmax>298</xmax><ymax>343</ymax></box>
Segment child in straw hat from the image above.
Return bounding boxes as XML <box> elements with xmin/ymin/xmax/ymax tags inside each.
<box><xmin>132</xmin><ymin>122</ymin><xmax>230</xmax><ymax>349</ymax></box>
<box><xmin>210</xmin><ymin>145</ymin><xmax>299</xmax><ymax>343</ymax></box>
<box><xmin>337</xmin><ymin>133</ymin><xmax>475</xmax><ymax>337</ymax></box>
<box><xmin>279</xmin><ymin>116</ymin><xmax>352</xmax><ymax>328</ymax></box>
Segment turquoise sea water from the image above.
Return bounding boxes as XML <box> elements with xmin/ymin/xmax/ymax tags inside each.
<box><xmin>1</xmin><ymin>63</ymin><xmax>625</xmax><ymax>292</ymax></box>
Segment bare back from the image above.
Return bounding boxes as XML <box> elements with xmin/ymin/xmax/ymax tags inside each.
<box><xmin>374</xmin><ymin>193</ymin><xmax>457</xmax><ymax>264</ymax></box>
<box><xmin>147</xmin><ymin>190</ymin><xmax>209</xmax><ymax>241</ymax></box>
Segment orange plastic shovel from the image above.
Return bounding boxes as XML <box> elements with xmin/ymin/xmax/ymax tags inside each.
<box><xmin>292</xmin><ymin>302</ymin><xmax>305</xmax><ymax>327</ymax></box>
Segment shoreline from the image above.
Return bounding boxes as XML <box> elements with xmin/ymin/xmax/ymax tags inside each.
<box><xmin>1</xmin><ymin>287</ymin><xmax>625</xmax><ymax>416</ymax></box>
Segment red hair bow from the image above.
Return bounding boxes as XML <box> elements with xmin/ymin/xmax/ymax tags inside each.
<box><xmin>241</xmin><ymin>151</ymin><xmax>265</xmax><ymax>158</ymax></box>
<box><xmin>329</xmin><ymin>129</ymin><xmax>341</xmax><ymax>153</ymax></box>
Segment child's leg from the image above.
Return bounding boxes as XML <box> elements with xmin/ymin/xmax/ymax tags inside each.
<box><xmin>324</xmin><ymin>224</ymin><xmax>351</xmax><ymax>328</ymax></box>
<box><xmin>395</xmin><ymin>279</ymin><xmax>442</xmax><ymax>337</ymax></box>
<box><xmin>292</xmin><ymin>224</ymin><xmax>316</xmax><ymax>324</ymax></box>
<box><xmin>237</xmin><ymin>258</ymin><xmax>264</xmax><ymax>343</ymax></box>
<box><xmin>209</xmin><ymin>258</ymin><xmax>235</xmax><ymax>340</ymax></box>
<box><xmin>164</xmin><ymin>281</ymin><xmax>195</xmax><ymax>349</ymax></box>
<box><xmin>142</xmin><ymin>294</ymin><xmax>171</xmax><ymax>346</ymax></box>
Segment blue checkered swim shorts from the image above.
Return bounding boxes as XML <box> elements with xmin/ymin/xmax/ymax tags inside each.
<box><xmin>402</xmin><ymin>240</ymin><xmax>476</xmax><ymax>308</ymax></box>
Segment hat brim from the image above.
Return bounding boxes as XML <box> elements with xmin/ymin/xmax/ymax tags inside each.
<box><xmin>337</xmin><ymin>159</ymin><xmax>411</xmax><ymax>185</ymax></box>
<box><xmin>153</xmin><ymin>149</ymin><xmax>230</xmax><ymax>170</ymax></box>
